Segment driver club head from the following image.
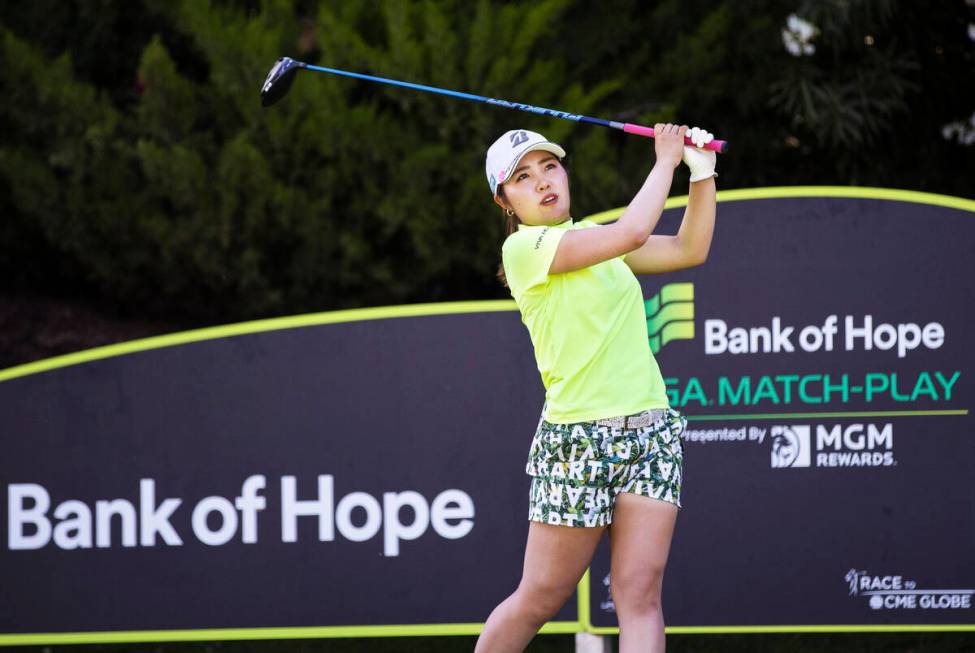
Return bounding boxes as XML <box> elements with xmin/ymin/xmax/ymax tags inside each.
<box><xmin>260</xmin><ymin>57</ymin><xmax>305</xmax><ymax>107</ymax></box>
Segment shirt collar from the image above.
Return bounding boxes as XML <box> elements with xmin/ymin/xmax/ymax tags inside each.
<box><xmin>517</xmin><ymin>218</ymin><xmax>573</xmax><ymax>231</ymax></box>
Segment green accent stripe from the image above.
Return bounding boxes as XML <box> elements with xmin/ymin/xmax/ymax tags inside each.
<box><xmin>0</xmin><ymin>621</ymin><xmax>579</xmax><ymax>646</ymax></box>
<box><xmin>585</xmin><ymin>185</ymin><xmax>975</xmax><ymax>224</ymax></box>
<box><xmin>0</xmin><ymin>300</ymin><xmax>518</xmax><ymax>385</ymax></box>
<box><xmin>645</xmin><ymin>296</ymin><xmax>692</xmax><ymax>322</ymax></box>
<box><xmin>661</xmin><ymin>321</ymin><xmax>694</xmax><ymax>347</ymax></box>
<box><xmin>661</xmin><ymin>282</ymin><xmax>694</xmax><ymax>304</ymax></box>
<box><xmin>688</xmin><ymin>410</ymin><xmax>969</xmax><ymax>421</ymax></box>
<box><xmin>645</xmin><ymin>294</ymin><xmax>660</xmax><ymax>316</ymax></box>
<box><xmin>647</xmin><ymin>304</ymin><xmax>693</xmax><ymax>336</ymax></box>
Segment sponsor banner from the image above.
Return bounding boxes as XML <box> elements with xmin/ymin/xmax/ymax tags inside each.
<box><xmin>0</xmin><ymin>311</ymin><xmax>578</xmax><ymax>636</ymax></box>
<box><xmin>585</xmin><ymin>192</ymin><xmax>974</xmax><ymax>629</ymax></box>
<box><xmin>1</xmin><ymin>189</ymin><xmax>973</xmax><ymax>642</ymax></box>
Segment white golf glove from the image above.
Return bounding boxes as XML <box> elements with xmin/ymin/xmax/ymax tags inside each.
<box><xmin>682</xmin><ymin>126</ymin><xmax>717</xmax><ymax>182</ymax></box>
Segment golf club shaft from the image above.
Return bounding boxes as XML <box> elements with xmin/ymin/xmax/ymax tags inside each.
<box><xmin>302</xmin><ymin>62</ymin><xmax>728</xmax><ymax>153</ymax></box>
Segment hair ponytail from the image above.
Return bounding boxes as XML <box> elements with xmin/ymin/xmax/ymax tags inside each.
<box><xmin>496</xmin><ymin>187</ymin><xmax>519</xmax><ymax>288</ymax></box>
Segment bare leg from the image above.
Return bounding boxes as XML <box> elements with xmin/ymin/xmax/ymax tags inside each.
<box><xmin>608</xmin><ymin>493</ymin><xmax>679</xmax><ymax>653</ymax></box>
<box><xmin>474</xmin><ymin>521</ymin><xmax>604</xmax><ymax>653</ymax></box>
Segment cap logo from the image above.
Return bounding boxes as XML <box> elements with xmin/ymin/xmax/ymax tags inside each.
<box><xmin>509</xmin><ymin>130</ymin><xmax>529</xmax><ymax>147</ymax></box>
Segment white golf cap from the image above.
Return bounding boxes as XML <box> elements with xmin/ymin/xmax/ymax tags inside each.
<box><xmin>485</xmin><ymin>129</ymin><xmax>566</xmax><ymax>196</ymax></box>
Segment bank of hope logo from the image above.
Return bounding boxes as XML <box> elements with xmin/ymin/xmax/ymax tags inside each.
<box><xmin>644</xmin><ymin>282</ymin><xmax>959</xmax><ymax>470</ymax></box>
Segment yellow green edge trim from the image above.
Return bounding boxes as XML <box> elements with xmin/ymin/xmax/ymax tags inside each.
<box><xmin>588</xmin><ymin>625</ymin><xmax>975</xmax><ymax>635</ymax></box>
<box><xmin>0</xmin><ymin>300</ymin><xmax>518</xmax><ymax>384</ymax></box>
<box><xmin>3</xmin><ymin>621</ymin><xmax>972</xmax><ymax>646</ymax></box>
<box><xmin>0</xmin><ymin>622</ymin><xmax>578</xmax><ymax>646</ymax></box>
<box><xmin>585</xmin><ymin>185</ymin><xmax>975</xmax><ymax>224</ymax></box>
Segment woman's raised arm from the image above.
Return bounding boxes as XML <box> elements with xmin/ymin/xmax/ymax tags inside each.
<box><xmin>548</xmin><ymin>124</ymin><xmax>688</xmax><ymax>275</ymax></box>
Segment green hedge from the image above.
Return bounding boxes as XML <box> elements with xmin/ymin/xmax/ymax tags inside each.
<box><xmin>1</xmin><ymin>0</ymin><xmax>972</xmax><ymax>324</ymax></box>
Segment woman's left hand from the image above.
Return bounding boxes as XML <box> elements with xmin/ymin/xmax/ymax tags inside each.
<box><xmin>683</xmin><ymin>127</ymin><xmax>717</xmax><ymax>182</ymax></box>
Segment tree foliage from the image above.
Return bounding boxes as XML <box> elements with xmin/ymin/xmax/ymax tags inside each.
<box><xmin>1</xmin><ymin>0</ymin><xmax>972</xmax><ymax>324</ymax></box>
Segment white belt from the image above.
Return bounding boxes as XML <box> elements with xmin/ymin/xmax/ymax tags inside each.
<box><xmin>594</xmin><ymin>408</ymin><xmax>668</xmax><ymax>429</ymax></box>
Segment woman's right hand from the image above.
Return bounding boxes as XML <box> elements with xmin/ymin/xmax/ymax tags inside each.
<box><xmin>654</xmin><ymin>123</ymin><xmax>688</xmax><ymax>169</ymax></box>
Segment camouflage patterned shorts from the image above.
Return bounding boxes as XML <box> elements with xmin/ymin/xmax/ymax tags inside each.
<box><xmin>525</xmin><ymin>407</ymin><xmax>686</xmax><ymax>528</ymax></box>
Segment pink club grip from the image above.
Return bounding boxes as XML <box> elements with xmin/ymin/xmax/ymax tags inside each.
<box><xmin>623</xmin><ymin>123</ymin><xmax>728</xmax><ymax>153</ymax></box>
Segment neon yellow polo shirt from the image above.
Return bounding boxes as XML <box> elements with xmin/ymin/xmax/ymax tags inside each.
<box><xmin>502</xmin><ymin>218</ymin><xmax>669</xmax><ymax>423</ymax></box>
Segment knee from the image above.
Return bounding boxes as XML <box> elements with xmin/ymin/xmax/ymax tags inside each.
<box><xmin>611</xmin><ymin>570</ymin><xmax>663</xmax><ymax>616</ymax></box>
<box><xmin>513</xmin><ymin>580</ymin><xmax>574</xmax><ymax>626</ymax></box>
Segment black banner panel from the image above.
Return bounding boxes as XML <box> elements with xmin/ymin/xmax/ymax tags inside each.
<box><xmin>589</xmin><ymin>193</ymin><xmax>975</xmax><ymax>630</ymax></box>
<box><xmin>0</xmin><ymin>313</ymin><xmax>577</xmax><ymax>634</ymax></box>
<box><xmin>1</xmin><ymin>190</ymin><xmax>973</xmax><ymax>642</ymax></box>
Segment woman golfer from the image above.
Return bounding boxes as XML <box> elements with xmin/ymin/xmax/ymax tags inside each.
<box><xmin>474</xmin><ymin>124</ymin><xmax>717</xmax><ymax>653</ymax></box>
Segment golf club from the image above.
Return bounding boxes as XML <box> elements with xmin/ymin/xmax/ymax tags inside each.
<box><xmin>260</xmin><ymin>57</ymin><xmax>728</xmax><ymax>153</ymax></box>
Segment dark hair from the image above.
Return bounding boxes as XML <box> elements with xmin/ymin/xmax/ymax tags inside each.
<box><xmin>495</xmin><ymin>157</ymin><xmax>570</xmax><ymax>288</ymax></box>
<box><xmin>496</xmin><ymin>185</ymin><xmax>519</xmax><ymax>287</ymax></box>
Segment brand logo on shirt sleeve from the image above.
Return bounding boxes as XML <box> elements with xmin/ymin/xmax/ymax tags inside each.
<box><xmin>534</xmin><ymin>227</ymin><xmax>550</xmax><ymax>250</ymax></box>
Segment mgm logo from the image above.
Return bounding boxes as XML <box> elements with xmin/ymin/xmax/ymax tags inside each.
<box><xmin>770</xmin><ymin>424</ymin><xmax>895</xmax><ymax>469</ymax></box>
<box><xmin>770</xmin><ymin>425</ymin><xmax>811</xmax><ymax>468</ymax></box>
